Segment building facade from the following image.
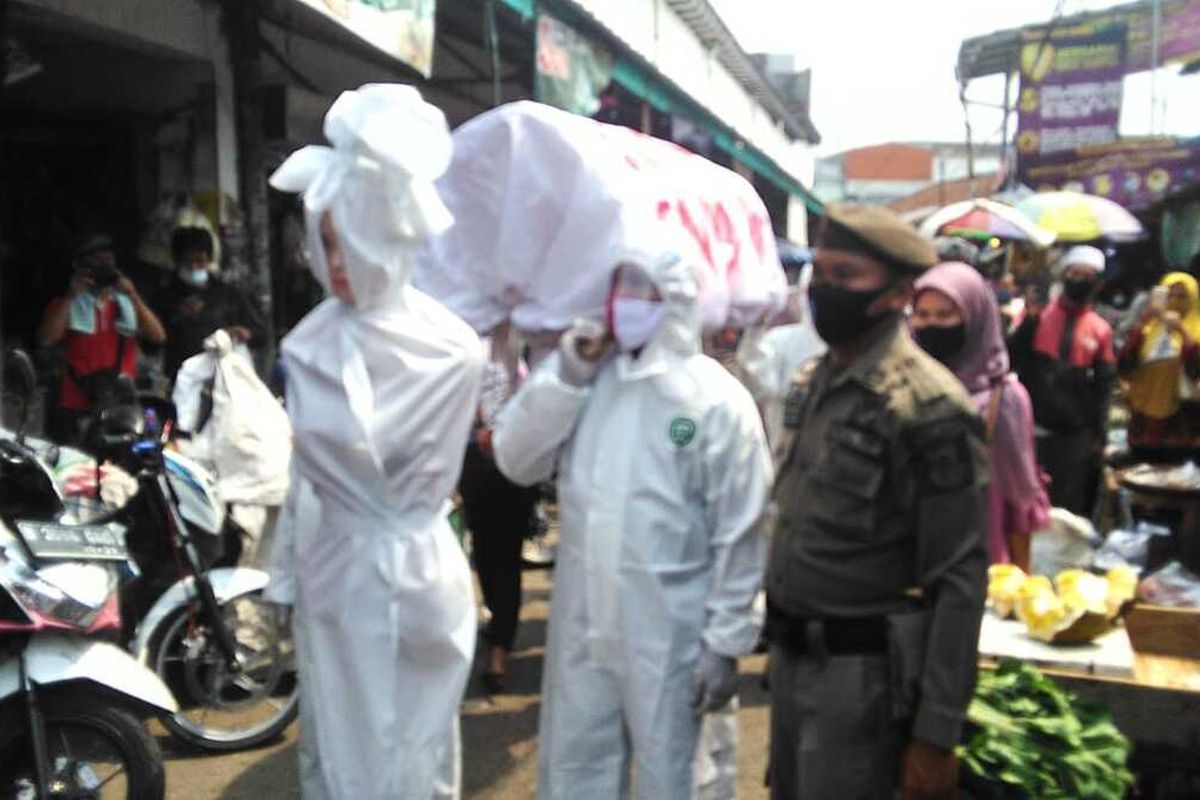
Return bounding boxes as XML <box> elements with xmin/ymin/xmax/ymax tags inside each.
<box><xmin>2</xmin><ymin>0</ymin><xmax>821</xmax><ymax>360</ymax></box>
<box><xmin>815</xmin><ymin>141</ymin><xmax>1002</xmax><ymax>206</ymax></box>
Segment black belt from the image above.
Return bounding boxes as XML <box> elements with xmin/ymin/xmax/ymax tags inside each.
<box><xmin>767</xmin><ymin>606</ymin><xmax>888</xmax><ymax>656</ymax></box>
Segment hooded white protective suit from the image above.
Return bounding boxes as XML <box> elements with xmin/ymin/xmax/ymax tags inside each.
<box><xmin>735</xmin><ymin>264</ymin><xmax>826</xmax><ymax>453</ymax></box>
<box><xmin>493</xmin><ymin>248</ymin><xmax>773</xmax><ymax>800</ymax></box>
<box><xmin>266</xmin><ymin>85</ymin><xmax>484</xmax><ymax>800</ymax></box>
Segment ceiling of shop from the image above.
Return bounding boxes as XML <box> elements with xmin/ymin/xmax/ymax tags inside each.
<box><xmin>4</xmin><ymin>11</ymin><xmax>213</xmax><ymax>121</ymax></box>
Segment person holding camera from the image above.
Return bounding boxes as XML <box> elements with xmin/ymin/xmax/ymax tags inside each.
<box><xmin>38</xmin><ymin>232</ymin><xmax>166</xmax><ymax>443</ymax></box>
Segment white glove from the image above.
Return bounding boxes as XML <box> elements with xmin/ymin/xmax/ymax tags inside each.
<box><xmin>558</xmin><ymin>319</ymin><xmax>613</xmax><ymax>387</ymax></box>
<box><xmin>692</xmin><ymin>650</ymin><xmax>738</xmax><ymax>713</ymax></box>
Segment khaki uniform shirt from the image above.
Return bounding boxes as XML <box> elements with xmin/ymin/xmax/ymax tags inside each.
<box><xmin>766</xmin><ymin>316</ymin><xmax>988</xmax><ymax>749</ymax></box>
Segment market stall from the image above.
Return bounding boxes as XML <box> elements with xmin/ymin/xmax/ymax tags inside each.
<box><xmin>975</xmin><ymin>561</ymin><xmax>1200</xmax><ymax>797</ymax></box>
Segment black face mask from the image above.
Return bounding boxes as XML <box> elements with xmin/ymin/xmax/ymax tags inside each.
<box><xmin>809</xmin><ymin>281</ymin><xmax>895</xmax><ymax>346</ymax></box>
<box><xmin>914</xmin><ymin>323</ymin><xmax>966</xmax><ymax>365</ymax></box>
<box><xmin>1062</xmin><ymin>276</ymin><xmax>1096</xmax><ymax>303</ymax></box>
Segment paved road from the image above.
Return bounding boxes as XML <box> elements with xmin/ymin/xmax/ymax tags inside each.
<box><xmin>164</xmin><ymin>569</ymin><xmax>772</xmax><ymax>799</ymax></box>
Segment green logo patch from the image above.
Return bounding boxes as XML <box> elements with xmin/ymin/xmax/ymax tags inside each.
<box><xmin>669</xmin><ymin>417</ymin><xmax>697</xmax><ymax>447</ymax></box>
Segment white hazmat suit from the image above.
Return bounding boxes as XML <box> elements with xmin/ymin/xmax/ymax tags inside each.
<box><xmin>265</xmin><ymin>85</ymin><xmax>484</xmax><ymax>800</ymax></box>
<box><xmin>493</xmin><ymin>249</ymin><xmax>773</xmax><ymax>800</ymax></box>
<box><xmin>736</xmin><ymin>265</ymin><xmax>826</xmax><ymax>453</ymax></box>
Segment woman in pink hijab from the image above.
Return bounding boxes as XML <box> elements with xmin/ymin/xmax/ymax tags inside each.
<box><xmin>912</xmin><ymin>262</ymin><xmax>1049</xmax><ymax>569</ymax></box>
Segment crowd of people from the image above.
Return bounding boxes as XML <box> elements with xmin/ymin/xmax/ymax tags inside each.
<box><xmin>18</xmin><ymin>83</ymin><xmax>1190</xmax><ymax>800</ymax></box>
<box><xmin>33</xmin><ymin>225</ymin><xmax>263</xmax><ymax>444</ymax></box>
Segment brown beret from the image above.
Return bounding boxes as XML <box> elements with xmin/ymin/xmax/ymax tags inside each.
<box><xmin>816</xmin><ymin>202</ymin><xmax>938</xmax><ymax>275</ymax></box>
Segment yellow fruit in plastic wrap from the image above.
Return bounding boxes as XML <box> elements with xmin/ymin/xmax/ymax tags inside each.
<box><xmin>1018</xmin><ymin>588</ymin><xmax>1072</xmax><ymax>641</ymax></box>
<box><xmin>1050</xmin><ymin>608</ymin><xmax>1114</xmax><ymax>644</ymax></box>
<box><xmin>987</xmin><ymin>564</ymin><xmax>1028</xmax><ymax>618</ymax></box>
<box><xmin>1055</xmin><ymin>569</ymin><xmax>1109</xmax><ymax>615</ymax></box>
<box><xmin>1015</xmin><ymin>574</ymin><xmax>1054</xmax><ymax>604</ymax></box>
<box><xmin>1105</xmin><ymin>565</ymin><xmax>1138</xmax><ymax>617</ymax></box>
<box><xmin>1013</xmin><ymin>575</ymin><xmax>1057</xmax><ymax>630</ymax></box>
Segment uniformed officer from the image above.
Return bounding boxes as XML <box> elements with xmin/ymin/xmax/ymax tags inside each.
<box><xmin>766</xmin><ymin>203</ymin><xmax>988</xmax><ymax>800</ymax></box>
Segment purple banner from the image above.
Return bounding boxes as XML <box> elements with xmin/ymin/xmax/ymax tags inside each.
<box><xmin>1016</xmin><ymin>24</ymin><xmax>1127</xmax><ymax>170</ymax></box>
<box><xmin>1098</xmin><ymin>0</ymin><xmax>1200</xmax><ymax>71</ymax></box>
<box><xmin>1022</xmin><ymin>138</ymin><xmax>1200</xmax><ymax>211</ymax></box>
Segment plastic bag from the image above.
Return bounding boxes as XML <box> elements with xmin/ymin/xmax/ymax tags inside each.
<box><xmin>1030</xmin><ymin>507</ymin><xmax>1101</xmax><ymax>576</ymax></box>
<box><xmin>693</xmin><ymin>699</ymin><xmax>738</xmax><ymax>800</ymax></box>
<box><xmin>173</xmin><ymin>330</ymin><xmax>291</xmax><ymax>506</ymax></box>
<box><xmin>1138</xmin><ymin>561</ymin><xmax>1200</xmax><ymax>608</ymax></box>
<box><xmin>1093</xmin><ymin>522</ymin><xmax>1172</xmax><ymax>574</ymax></box>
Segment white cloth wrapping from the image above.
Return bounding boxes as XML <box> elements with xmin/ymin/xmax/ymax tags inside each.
<box><xmin>266</xmin><ymin>84</ymin><xmax>484</xmax><ymax>800</ymax></box>
<box><xmin>493</xmin><ymin>246</ymin><xmax>773</xmax><ymax>799</ymax></box>
<box><xmin>414</xmin><ymin>100</ymin><xmax>787</xmax><ymax>334</ymax></box>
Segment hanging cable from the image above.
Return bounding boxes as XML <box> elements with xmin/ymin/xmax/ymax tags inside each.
<box><xmin>485</xmin><ymin>0</ymin><xmax>502</xmax><ymax>107</ymax></box>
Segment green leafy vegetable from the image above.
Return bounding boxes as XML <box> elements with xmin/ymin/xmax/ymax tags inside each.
<box><xmin>957</xmin><ymin>660</ymin><xmax>1135</xmax><ymax>799</ymax></box>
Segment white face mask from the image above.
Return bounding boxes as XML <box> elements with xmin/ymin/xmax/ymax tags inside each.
<box><xmin>612</xmin><ymin>298</ymin><xmax>667</xmax><ymax>353</ymax></box>
<box><xmin>179</xmin><ymin>267</ymin><xmax>210</xmax><ymax>288</ymax></box>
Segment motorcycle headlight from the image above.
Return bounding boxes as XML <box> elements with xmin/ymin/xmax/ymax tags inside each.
<box><xmin>0</xmin><ymin>556</ymin><xmax>113</xmax><ymax>628</ymax></box>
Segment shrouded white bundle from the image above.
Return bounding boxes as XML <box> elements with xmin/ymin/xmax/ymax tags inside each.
<box><xmin>415</xmin><ymin>101</ymin><xmax>787</xmax><ymax>333</ymax></box>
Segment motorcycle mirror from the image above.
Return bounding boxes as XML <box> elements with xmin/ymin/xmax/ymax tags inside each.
<box><xmin>138</xmin><ymin>394</ymin><xmax>176</xmax><ymax>445</ymax></box>
<box><xmin>3</xmin><ymin>349</ymin><xmax>38</xmax><ymax>442</ymax></box>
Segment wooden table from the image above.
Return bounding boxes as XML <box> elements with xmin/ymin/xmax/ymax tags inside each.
<box><xmin>1118</xmin><ymin>466</ymin><xmax>1200</xmax><ymax>573</ymax></box>
<box><xmin>978</xmin><ymin>614</ymin><xmax>1200</xmax><ymax>746</ymax></box>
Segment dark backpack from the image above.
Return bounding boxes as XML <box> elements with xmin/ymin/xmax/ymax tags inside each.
<box><xmin>68</xmin><ymin>335</ymin><xmax>137</xmax><ymax>411</ymax></box>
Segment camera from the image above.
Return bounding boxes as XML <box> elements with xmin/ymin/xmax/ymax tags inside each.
<box><xmin>91</xmin><ymin>263</ymin><xmax>120</xmax><ymax>288</ymax></box>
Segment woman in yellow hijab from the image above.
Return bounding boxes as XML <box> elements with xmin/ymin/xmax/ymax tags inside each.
<box><xmin>1119</xmin><ymin>272</ymin><xmax>1200</xmax><ymax>453</ymax></box>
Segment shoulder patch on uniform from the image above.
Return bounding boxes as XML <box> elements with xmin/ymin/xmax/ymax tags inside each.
<box><xmin>908</xmin><ymin>416</ymin><xmax>976</xmax><ymax>494</ymax></box>
<box><xmin>669</xmin><ymin>417</ymin><xmax>697</xmax><ymax>447</ymax></box>
<box><xmin>783</xmin><ymin>360</ymin><xmax>821</xmax><ymax>431</ymax></box>
<box><xmin>790</xmin><ymin>359</ymin><xmax>821</xmax><ymax>386</ymax></box>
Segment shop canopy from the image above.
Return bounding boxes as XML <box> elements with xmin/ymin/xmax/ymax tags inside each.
<box><xmin>502</xmin><ymin>0</ymin><xmax>823</xmax><ymax>214</ymax></box>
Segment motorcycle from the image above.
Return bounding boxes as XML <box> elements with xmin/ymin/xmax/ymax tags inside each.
<box><xmin>0</xmin><ymin>352</ymin><xmax>175</xmax><ymax>800</ymax></box>
<box><xmin>2</xmin><ymin>350</ymin><xmax>297</xmax><ymax>752</ymax></box>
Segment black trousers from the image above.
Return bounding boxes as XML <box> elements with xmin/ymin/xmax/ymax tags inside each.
<box><xmin>459</xmin><ymin>442</ymin><xmax>538</xmax><ymax>651</ymax></box>
<box><xmin>768</xmin><ymin>644</ymin><xmax>906</xmax><ymax>799</ymax></box>
<box><xmin>1037</xmin><ymin>429</ymin><xmax>1099</xmax><ymax>516</ymax></box>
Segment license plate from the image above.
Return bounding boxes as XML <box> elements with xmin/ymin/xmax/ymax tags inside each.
<box><xmin>15</xmin><ymin>520</ymin><xmax>129</xmax><ymax>561</ymax></box>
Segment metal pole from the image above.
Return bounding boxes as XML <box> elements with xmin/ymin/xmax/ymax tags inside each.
<box><xmin>1151</xmin><ymin>0</ymin><xmax>1162</xmax><ymax>135</ymax></box>
<box><xmin>1001</xmin><ymin>66</ymin><xmax>1014</xmax><ymax>188</ymax></box>
<box><xmin>225</xmin><ymin>0</ymin><xmax>276</xmax><ymax>372</ymax></box>
<box><xmin>0</xmin><ymin>0</ymin><xmax>8</xmax><ymax>400</ymax></box>
<box><xmin>960</xmin><ymin>81</ymin><xmax>976</xmax><ymax>180</ymax></box>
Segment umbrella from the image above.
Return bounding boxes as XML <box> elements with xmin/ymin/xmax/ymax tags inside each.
<box><xmin>919</xmin><ymin>198</ymin><xmax>1056</xmax><ymax>247</ymax></box>
<box><xmin>1016</xmin><ymin>191</ymin><xmax>1145</xmax><ymax>243</ymax></box>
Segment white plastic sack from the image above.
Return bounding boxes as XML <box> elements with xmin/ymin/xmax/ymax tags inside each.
<box><xmin>415</xmin><ymin>101</ymin><xmax>787</xmax><ymax>333</ymax></box>
<box><xmin>172</xmin><ymin>331</ymin><xmax>291</xmax><ymax>506</ymax></box>
<box><xmin>172</xmin><ymin>339</ymin><xmax>253</xmax><ymax>435</ymax></box>
<box><xmin>1030</xmin><ymin>507</ymin><xmax>1101</xmax><ymax>576</ymax></box>
<box><xmin>693</xmin><ymin>699</ymin><xmax>738</xmax><ymax>800</ymax></box>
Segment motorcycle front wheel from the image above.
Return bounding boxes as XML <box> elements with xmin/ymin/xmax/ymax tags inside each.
<box><xmin>0</xmin><ymin>689</ymin><xmax>166</xmax><ymax>800</ymax></box>
<box><xmin>150</xmin><ymin>590</ymin><xmax>298</xmax><ymax>752</ymax></box>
